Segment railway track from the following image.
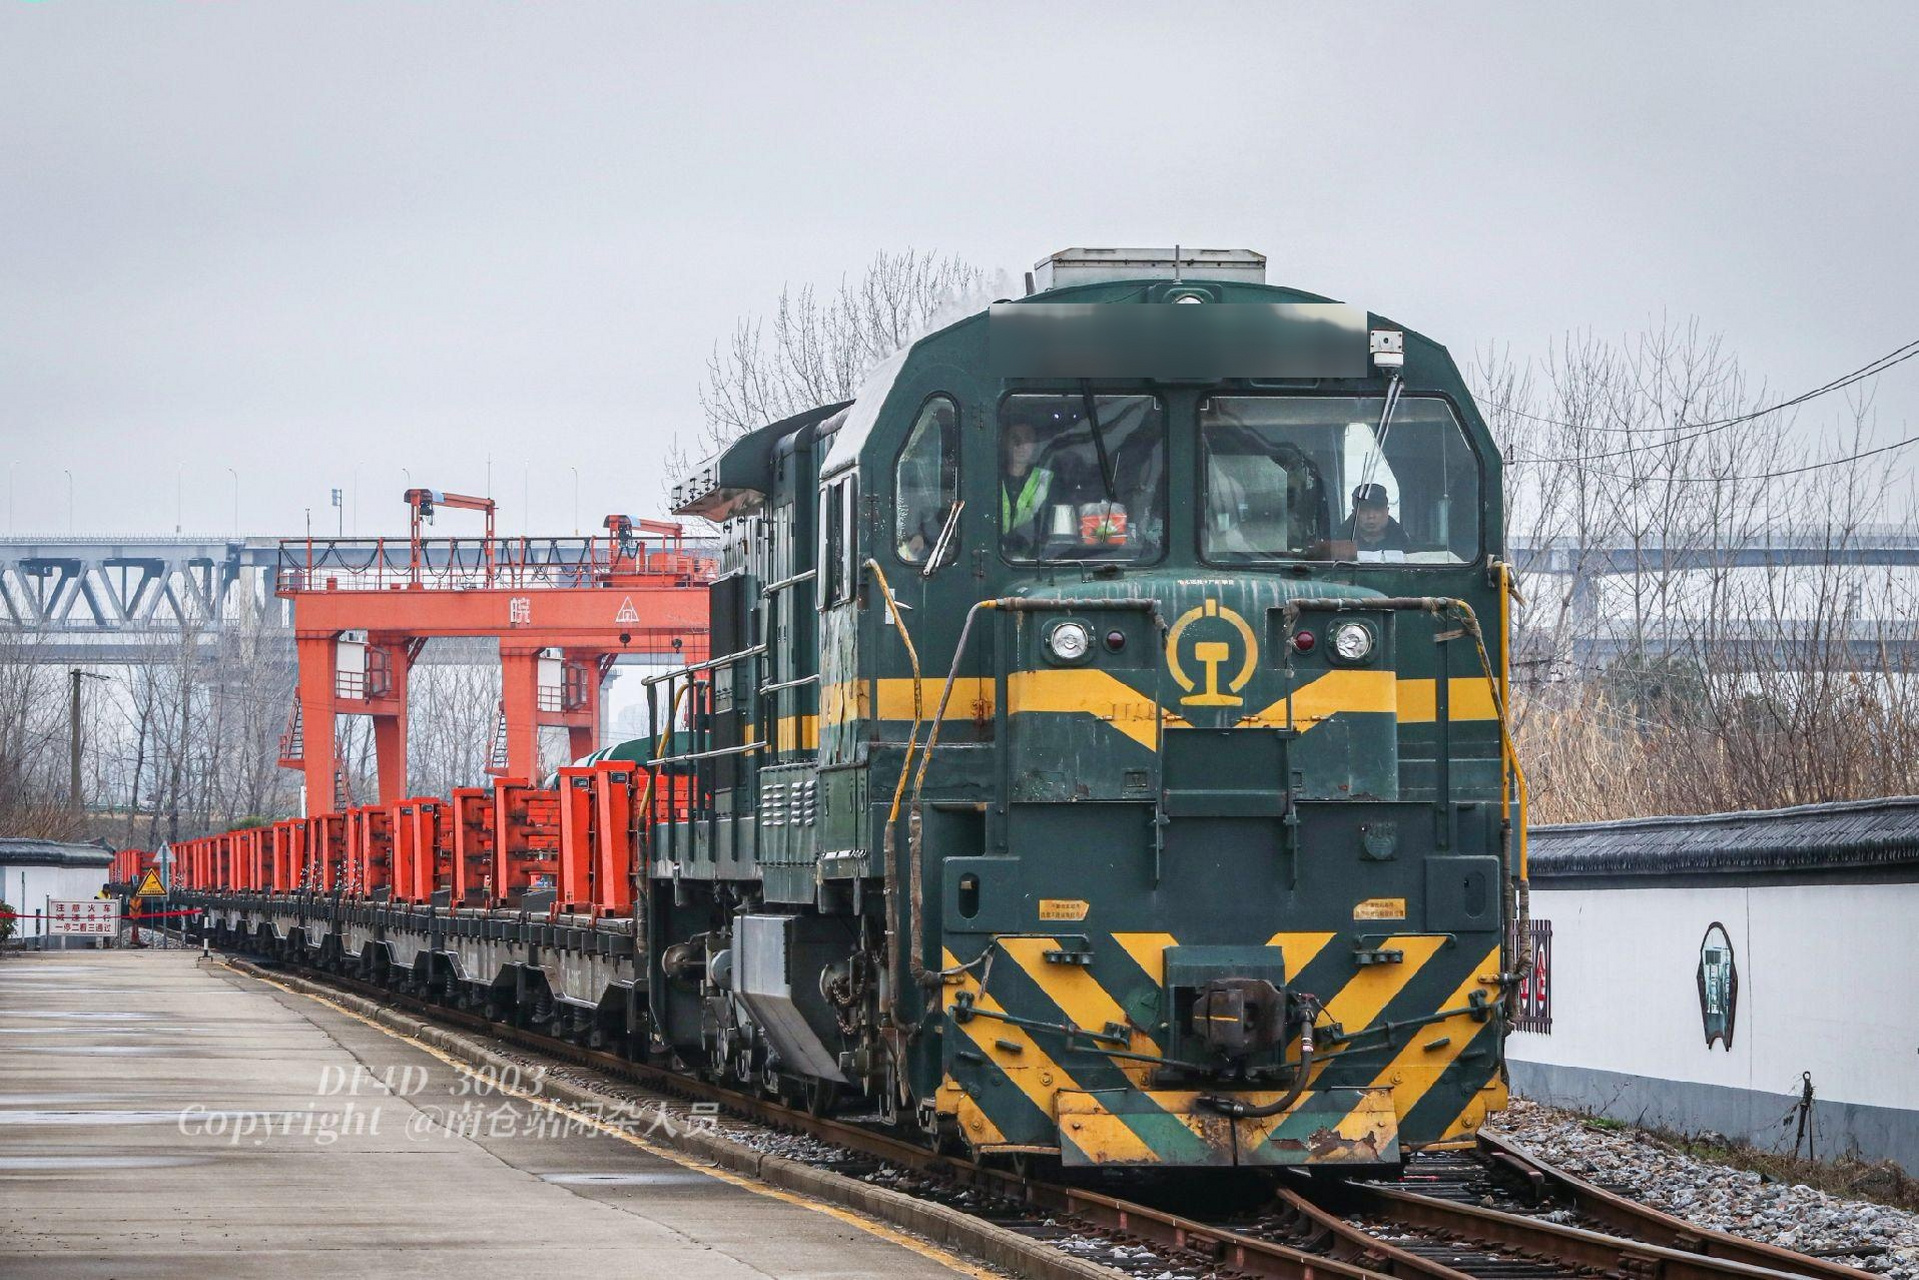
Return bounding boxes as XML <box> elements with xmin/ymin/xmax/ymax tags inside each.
<box><xmin>225</xmin><ymin>949</ymin><xmax>1874</xmax><ymax>1280</ymax></box>
<box><xmin>1391</xmin><ymin>1136</ymin><xmax>1880</xmax><ymax>1280</ymax></box>
<box><xmin>1276</xmin><ymin>1164</ymin><xmax>1870</xmax><ymax>1280</ymax></box>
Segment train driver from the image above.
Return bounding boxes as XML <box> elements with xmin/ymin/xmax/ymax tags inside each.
<box><xmin>1345</xmin><ymin>483</ymin><xmax>1410</xmax><ymax>553</ymax></box>
<box><xmin>1000</xmin><ymin>418</ymin><xmax>1055</xmax><ymax>556</ymax></box>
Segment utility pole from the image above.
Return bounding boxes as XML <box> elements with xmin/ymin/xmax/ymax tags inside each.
<box><xmin>69</xmin><ymin>669</ymin><xmax>82</xmax><ymax>819</ymax></box>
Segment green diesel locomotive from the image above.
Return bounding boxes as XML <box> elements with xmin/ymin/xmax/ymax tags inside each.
<box><xmin>645</xmin><ymin>247</ymin><xmax>1523</xmax><ymax>1170</ymax></box>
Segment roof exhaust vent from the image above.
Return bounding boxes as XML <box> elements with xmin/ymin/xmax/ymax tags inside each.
<box><xmin>1032</xmin><ymin>247</ymin><xmax>1266</xmax><ymax>291</ymax></box>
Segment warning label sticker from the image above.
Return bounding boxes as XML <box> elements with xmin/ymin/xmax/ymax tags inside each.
<box><xmin>1038</xmin><ymin>899</ymin><xmax>1090</xmax><ymax>921</ymax></box>
<box><xmin>1353</xmin><ymin>897</ymin><xmax>1407</xmax><ymax>921</ymax></box>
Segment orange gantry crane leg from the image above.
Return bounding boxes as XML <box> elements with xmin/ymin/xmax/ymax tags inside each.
<box><xmin>498</xmin><ymin>646</ymin><xmax>612</xmax><ymax>784</ymax></box>
<box><xmin>292</xmin><ymin>632</ymin><xmax>420</xmax><ymax>819</ymax></box>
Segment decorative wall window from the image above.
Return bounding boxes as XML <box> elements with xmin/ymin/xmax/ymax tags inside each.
<box><xmin>895</xmin><ymin>396</ymin><xmax>959</xmax><ymax>564</ymax></box>
<box><xmin>1515</xmin><ymin>919</ymin><xmax>1552</xmax><ymax>1034</ymax></box>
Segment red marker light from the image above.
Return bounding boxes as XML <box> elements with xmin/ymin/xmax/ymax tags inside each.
<box><xmin>1293</xmin><ymin>629</ymin><xmax>1317</xmax><ymax>653</ymax></box>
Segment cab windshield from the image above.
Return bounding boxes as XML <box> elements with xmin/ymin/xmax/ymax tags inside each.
<box><xmin>1198</xmin><ymin>396</ymin><xmax>1480</xmax><ymax>564</ymax></box>
<box><xmin>999</xmin><ymin>393</ymin><xmax>1166</xmax><ymax>563</ymax></box>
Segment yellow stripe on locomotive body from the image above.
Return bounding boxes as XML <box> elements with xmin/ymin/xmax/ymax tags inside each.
<box><xmin>821</xmin><ymin>673</ymin><xmax>1499</xmax><ymax>736</ymax></box>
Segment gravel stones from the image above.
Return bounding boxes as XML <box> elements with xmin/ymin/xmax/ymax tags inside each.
<box><xmin>1494</xmin><ymin>1098</ymin><xmax>1919</xmax><ymax>1280</ymax></box>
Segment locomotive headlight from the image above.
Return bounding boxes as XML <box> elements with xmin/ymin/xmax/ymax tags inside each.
<box><xmin>1331</xmin><ymin>621</ymin><xmax>1376</xmax><ymax>663</ymax></box>
<box><xmin>1046</xmin><ymin>620</ymin><xmax>1094</xmax><ymax>663</ymax></box>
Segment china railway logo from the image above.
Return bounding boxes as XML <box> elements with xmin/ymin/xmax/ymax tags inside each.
<box><xmin>1165</xmin><ymin>598</ymin><xmax>1258</xmax><ymax>707</ymax></box>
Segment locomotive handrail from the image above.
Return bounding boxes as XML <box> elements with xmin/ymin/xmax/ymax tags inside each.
<box><xmin>639</xmin><ymin>643</ymin><xmax>766</xmax><ymax>684</ymax></box>
<box><xmin>646</xmin><ymin>741</ymin><xmax>763</xmax><ymax>768</ymax></box>
<box><xmin>760</xmin><ymin>568</ymin><xmax>816</xmax><ymax>598</ymax></box>
<box><xmin>991</xmin><ymin>596</ymin><xmax>1161</xmax><ymax>612</ymax></box>
<box><xmin>758</xmin><ymin>673</ymin><xmax>820</xmax><ymax>695</ymax></box>
<box><xmin>863</xmin><ymin>558</ymin><xmax>927</xmax><ymax>1033</ymax></box>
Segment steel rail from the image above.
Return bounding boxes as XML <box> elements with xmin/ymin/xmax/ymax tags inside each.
<box><xmin>1477</xmin><ymin>1131</ymin><xmax>1877</xmax><ymax>1280</ymax></box>
<box><xmin>1312</xmin><ymin>1171</ymin><xmax>1863</xmax><ymax>1280</ymax></box>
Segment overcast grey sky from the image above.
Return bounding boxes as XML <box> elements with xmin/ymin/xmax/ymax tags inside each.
<box><xmin>3</xmin><ymin>3</ymin><xmax>1914</xmax><ymax>539</ymax></box>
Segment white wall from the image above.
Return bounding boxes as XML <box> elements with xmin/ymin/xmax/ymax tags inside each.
<box><xmin>4</xmin><ymin>863</ymin><xmax>115</xmax><ymax>942</ymax></box>
<box><xmin>1509</xmin><ymin>880</ymin><xmax>1919</xmax><ymax>1165</ymax></box>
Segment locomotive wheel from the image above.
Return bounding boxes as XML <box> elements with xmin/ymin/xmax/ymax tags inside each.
<box><xmin>804</xmin><ymin>1079</ymin><xmax>840</xmax><ymax>1119</ymax></box>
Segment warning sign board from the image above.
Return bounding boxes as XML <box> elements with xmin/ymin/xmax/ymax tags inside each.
<box><xmin>49</xmin><ymin>899</ymin><xmax>120</xmax><ymax>936</ymax></box>
<box><xmin>133</xmin><ymin>868</ymin><xmax>167</xmax><ymax>897</ymax></box>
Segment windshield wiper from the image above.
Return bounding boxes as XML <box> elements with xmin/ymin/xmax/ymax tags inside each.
<box><xmin>1079</xmin><ymin>381</ymin><xmax>1120</xmax><ymax>504</ymax></box>
<box><xmin>1355</xmin><ymin>372</ymin><xmax>1405</xmax><ymax>494</ymax></box>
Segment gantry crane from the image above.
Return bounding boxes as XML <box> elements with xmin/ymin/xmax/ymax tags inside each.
<box><xmin>276</xmin><ymin>491</ymin><xmax>712</xmax><ymax>815</ymax></box>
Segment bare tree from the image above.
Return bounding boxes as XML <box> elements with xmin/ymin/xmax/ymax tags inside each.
<box><xmin>667</xmin><ymin>249</ymin><xmax>993</xmax><ymax>500</ymax></box>
<box><xmin>1476</xmin><ymin>328</ymin><xmax>1919</xmax><ymax>822</ymax></box>
<box><xmin>0</xmin><ymin>628</ymin><xmax>87</xmax><ymax>840</ymax></box>
<box><xmin>407</xmin><ymin>657</ymin><xmax>501</xmax><ymax>797</ymax></box>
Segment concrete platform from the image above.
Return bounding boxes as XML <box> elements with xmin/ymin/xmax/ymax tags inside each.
<box><xmin>0</xmin><ymin>951</ymin><xmax>977</xmax><ymax>1278</ymax></box>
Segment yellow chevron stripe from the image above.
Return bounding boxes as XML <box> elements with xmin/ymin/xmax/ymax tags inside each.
<box><xmin>1240</xmin><ymin>1085</ymin><xmax>1400</xmax><ymax>1163</ymax></box>
<box><xmin>998</xmin><ymin>938</ymin><xmax>1161</xmax><ymax>1077</ymax></box>
<box><xmin>1319</xmin><ymin>934</ymin><xmax>1448</xmax><ymax>1037</ymax></box>
<box><xmin>1265</xmin><ymin>931</ymin><xmax>1339</xmax><ymax>975</ymax></box>
<box><xmin>1054</xmin><ymin>1089</ymin><xmax>1212</xmax><ymax>1165</ymax></box>
<box><xmin>1111</xmin><ymin>931</ymin><xmax>1178</xmax><ymax>983</ymax></box>
<box><xmin>941</xmin><ymin>947</ymin><xmax>1079</xmax><ymax>1130</ymax></box>
<box><xmin>935</xmin><ymin>1074</ymin><xmax>1008</xmax><ymax>1145</ymax></box>
<box><xmin>949</xmin><ymin>944</ymin><xmax>1215</xmax><ymax>1159</ymax></box>
<box><xmin>1111</xmin><ymin>932</ymin><xmax>1334</xmax><ymax>987</ymax></box>
<box><xmin>1441</xmin><ymin>1076</ymin><xmax>1511</xmax><ymax>1143</ymax></box>
<box><xmin>1365</xmin><ymin>944</ymin><xmax>1504</xmax><ymax>1128</ymax></box>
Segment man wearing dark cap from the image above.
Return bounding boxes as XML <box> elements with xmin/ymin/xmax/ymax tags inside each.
<box><xmin>1347</xmin><ymin>483</ymin><xmax>1409</xmax><ymax>552</ymax></box>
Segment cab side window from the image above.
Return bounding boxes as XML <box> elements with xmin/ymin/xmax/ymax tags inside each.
<box><xmin>817</xmin><ymin>473</ymin><xmax>859</xmax><ymax>609</ymax></box>
<box><xmin>895</xmin><ymin>395</ymin><xmax>959</xmax><ymax>564</ymax></box>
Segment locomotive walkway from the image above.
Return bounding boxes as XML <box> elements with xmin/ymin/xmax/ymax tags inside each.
<box><xmin>0</xmin><ymin>951</ymin><xmax>980</xmax><ymax>1278</ymax></box>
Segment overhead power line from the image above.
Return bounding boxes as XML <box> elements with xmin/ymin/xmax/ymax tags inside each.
<box><xmin>1492</xmin><ymin>339</ymin><xmax>1919</xmax><ymax>459</ymax></box>
<box><xmin>1555</xmin><ymin>428</ymin><xmax>1919</xmax><ymax>485</ymax></box>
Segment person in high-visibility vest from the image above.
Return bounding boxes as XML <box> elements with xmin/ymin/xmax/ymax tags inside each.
<box><xmin>999</xmin><ymin>419</ymin><xmax>1055</xmax><ymax>556</ymax></box>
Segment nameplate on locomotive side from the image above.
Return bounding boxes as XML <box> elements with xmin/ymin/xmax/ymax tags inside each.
<box><xmin>1353</xmin><ymin>898</ymin><xmax>1407</xmax><ymax>921</ymax></box>
<box><xmin>1038</xmin><ymin>899</ymin><xmax>1090</xmax><ymax>922</ymax></box>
